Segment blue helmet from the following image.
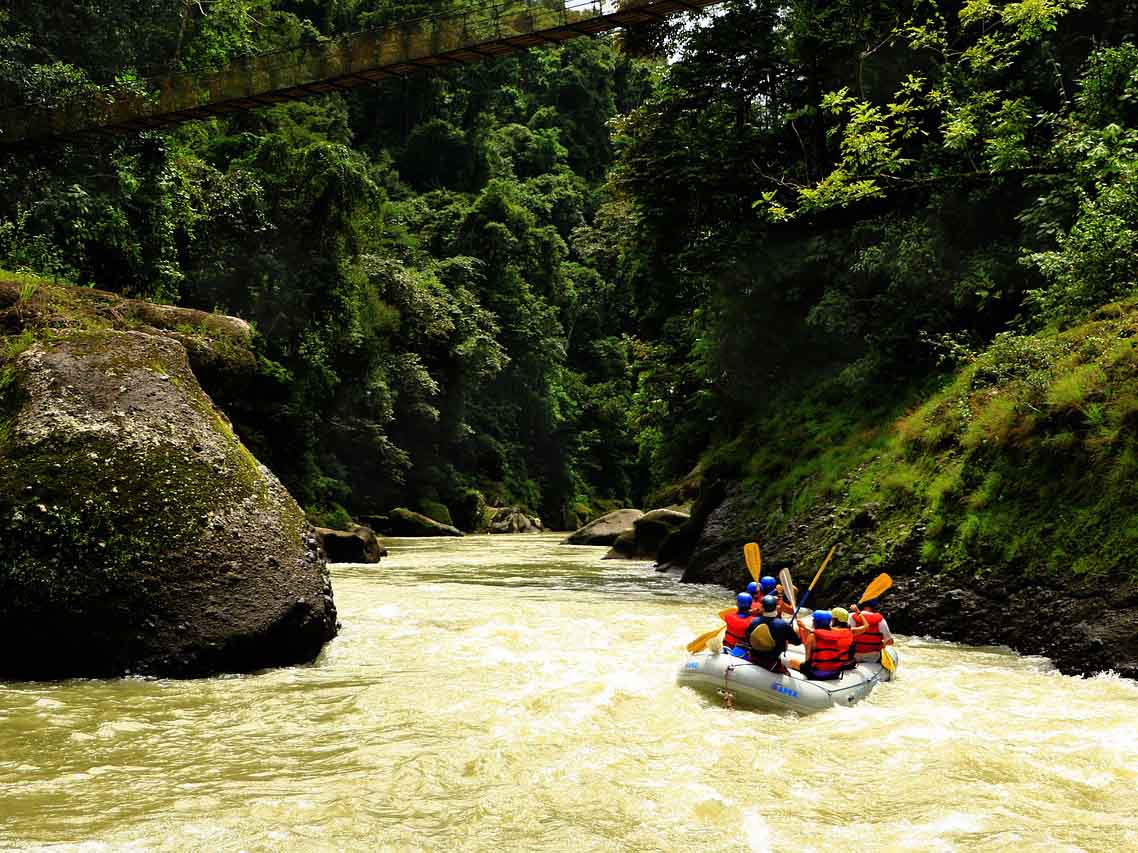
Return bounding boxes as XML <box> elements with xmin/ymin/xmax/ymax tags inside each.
<box><xmin>760</xmin><ymin>594</ymin><xmax>778</xmax><ymax>614</ymax></box>
<box><xmin>746</xmin><ymin>581</ymin><xmax>758</xmax><ymax>596</ymax></box>
<box><xmin>813</xmin><ymin>610</ymin><xmax>832</xmax><ymax>628</ymax></box>
<box><xmin>736</xmin><ymin>592</ymin><xmax>753</xmax><ymax>613</ymax></box>
<box><xmin>863</xmin><ymin>598</ymin><xmax>879</xmax><ymax>609</ymax></box>
<box><xmin>760</xmin><ymin>576</ymin><xmax>777</xmax><ymax>594</ymax></box>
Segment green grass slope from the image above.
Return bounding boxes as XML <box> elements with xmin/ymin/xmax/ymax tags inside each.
<box><xmin>709</xmin><ymin>299</ymin><xmax>1138</xmax><ymax>589</ymax></box>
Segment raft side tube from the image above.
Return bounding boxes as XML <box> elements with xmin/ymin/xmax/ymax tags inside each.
<box><xmin>676</xmin><ymin>648</ymin><xmax>899</xmax><ymax>714</ymax></box>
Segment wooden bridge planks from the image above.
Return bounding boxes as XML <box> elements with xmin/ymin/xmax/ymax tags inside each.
<box><xmin>0</xmin><ymin>0</ymin><xmax>722</xmax><ymax>145</ymax></box>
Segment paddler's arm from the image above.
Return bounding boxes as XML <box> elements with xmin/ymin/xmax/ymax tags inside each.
<box><xmin>849</xmin><ymin>621</ymin><xmax>870</xmax><ymax>636</ymax></box>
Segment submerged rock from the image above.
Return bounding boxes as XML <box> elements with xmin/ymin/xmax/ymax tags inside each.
<box><xmin>562</xmin><ymin>508</ymin><xmax>643</xmax><ymax>546</ymax></box>
<box><xmin>387</xmin><ymin>508</ymin><xmax>463</xmax><ymax>537</ymax></box>
<box><xmin>0</xmin><ymin>329</ymin><xmax>338</xmax><ymax>679</ymax></box>
<box><xmin>488</xmin><ymin>506</ymin><xmax>542</xmax><ymax>534</ymax></box>
<box><xmin>316</xmin><ymin>525</ymin><xmax>386</xmax><ymax>563</ymax></box>
<box><xmin>603</xmin><ymin>529</ymin><xmax>640</xmax><ymax>559</ymax></box>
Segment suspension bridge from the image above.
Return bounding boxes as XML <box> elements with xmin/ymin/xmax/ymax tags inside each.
<box><xmin>0</xmin><ymin>0</ymin><xmax>721</xmax><ymax>145</ymax></box>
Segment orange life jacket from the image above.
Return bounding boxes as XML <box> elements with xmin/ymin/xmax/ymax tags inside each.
<box><xmin>851</xmin><ymin>611</ymin><xmax>885</xmax><ymax>654</ymax></box>
<box><xmin>810</xmin><ymin>627</ymin><xmax>853</xmax><ymax>674</ymax></box>
<box><xmin>723</xmin><ymin>611</ymin><xmax>755</xmax><ymax>649</ymax></box>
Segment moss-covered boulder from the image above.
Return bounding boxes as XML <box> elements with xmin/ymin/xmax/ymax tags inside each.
<box><xmin>417</xmin><ymin>499</ymin><xmax>454</xmax><ymax>527</ymax></box>
<box><xmin>387</xmin><ymin>507</ymin><xmax>463</xmax><ymax>537</ymax></box>
<box><xmin>0</xmin><ymin>328</ymin><xmax>337</xmax><ymax>679</ymax></box>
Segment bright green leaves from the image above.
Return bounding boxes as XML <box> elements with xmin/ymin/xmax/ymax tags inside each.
<box><xmin>759</xmin><ymin>0</ymin><xmax>1090</xmax><ymax>224</ymax></box>
<box><xmin>961</xmin><ymin>0</ymin><xmax>1086</xmax><ymax>42</ymax></box>
<box><xmin>985</xmin><ymin>97</ymin><xmax>1035</xmax><ymax>171</ymax></box>
<box><xmin>759</xmin><ymin>89</ymin><xmax>919</xmax><ymax>217</ymax></box>
<box><xmin>1021</xmin><ymin>45</ymin><xmax>1138</xmax><ymax>321</ymax></box>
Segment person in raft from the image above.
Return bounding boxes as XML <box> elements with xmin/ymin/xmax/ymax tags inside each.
<box><xmin>848</xmin><ymin>598</ymin><xmax>894</xmax><ymax>662</ymax></box>
<box><xmin>746</xmin><ymin>594</ymin><xmax>802</xmax><ymax>674</ymax></box>
<box><xmin>746</xmin><ymin>577</ymin><xmax>778</xmax><ymax>612</ymax></box>
<box><xmin>829</xmin><ymin>607</ymin><xmax>857</xmax><ymax>667</ymax></box>
<box><xmin>774</xmin><ymin>580</ymin><xmax>797</xmax><ymax>618</ymax></box>
<box><xmin>789</xmin><ymin>610</ymin><xmax>870</xmax><ymax>679</ymax></box>
<box><xmin>722</xmin><ymin>592</ymin><xmax>758</xmax><ymax>659</ymax></box>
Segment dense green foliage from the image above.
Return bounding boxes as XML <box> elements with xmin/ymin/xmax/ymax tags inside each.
<box><xmin>1</xmin><ymin>1</ymin><xmax>658</xmax><ymax>529</ymax></box>
<box><xmin>3</xmin><ymin>0</ymin><xmax>1138</xmax><ymax>549</ymax></box>
<box><xmin>706</xmin><ymin>299</ymin><xmax>1138</xmax><ymax>582</ymax></box>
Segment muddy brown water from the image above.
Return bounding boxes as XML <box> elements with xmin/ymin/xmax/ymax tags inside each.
<box><xmin>2</xmin><ymin>534</ymin><xmax>1136</xmax><ymax>851</ymax></box>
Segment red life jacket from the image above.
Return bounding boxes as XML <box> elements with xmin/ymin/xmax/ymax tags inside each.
<box><xmin>811</xmin><ymin>627</ymin><xmax>853</xmax><ymax>674</ymax></box>
<box><xmin>723</xmin><ymin>611</ymin><xmax>754</xmax><ymax>649</ymax></box>
<box><xmin>851</xmin><ymin>611</ymin><xmax>885</xmax><ymax>654</ymax></box>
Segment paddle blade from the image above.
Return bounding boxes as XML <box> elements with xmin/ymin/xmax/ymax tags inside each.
<box><xmin>749</xmin><ymin>622</ymin><xmax>776</xmax><ymax>653</ymax></box>
<box><xmin>859</xmin><ymin>573</ymin><xmax>893</xmax><ymax>604</ymax></box>
<box><xmin>778</xmin><ymin>568</ymin><xmax>797</xmax><ymax>614</ymax></box>
<box><xmin>686</xmin><ymin>626</ymin><xmax>724</xmax><ymax>654</ymax></box>
<box><xmin>881</xmin><ymin>648</ymin><xmax>896</xmax><ymax>672</ymax></box>
<box><xmin>685</xmin><ymin>608</ymin><xmax>736</xmax><ymax>654</ymax></box>
<box><xmin>743</xmin><ymin>542</ymin><xmax>762</xmax><ymax>581</ymax></box>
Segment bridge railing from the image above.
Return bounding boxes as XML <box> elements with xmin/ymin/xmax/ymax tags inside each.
<box><xmin>1</xmin><ymin>1</ymin><xmax>710</xmax><ymax>143</ymax></box>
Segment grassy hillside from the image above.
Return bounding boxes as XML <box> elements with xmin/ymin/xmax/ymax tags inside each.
<box><xmin>708</xmin><ymin>299</ymin><xmax>1138</xmax><ymax>588</ymax></box>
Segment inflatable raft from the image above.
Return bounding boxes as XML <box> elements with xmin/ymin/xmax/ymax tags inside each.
<box><xmin>676</xmin><ymin>646</ymin><xmax>899</xmax><ymax>714</ymax></box>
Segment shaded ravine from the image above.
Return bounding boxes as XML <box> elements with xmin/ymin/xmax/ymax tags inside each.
<box><xmin>1</xmin><ymin>535</ymin><xmax>1136</xmax><ymax>851</ymax></box>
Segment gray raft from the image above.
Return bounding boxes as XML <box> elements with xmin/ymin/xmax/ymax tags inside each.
<box><xmin>676</xmin><ymin>646</ymin><xmax>899</xmax><ymax>714</ymax></box>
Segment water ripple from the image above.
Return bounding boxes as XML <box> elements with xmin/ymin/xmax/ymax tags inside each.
<box><xmin>1</xmin><ymin>535</ymin><xmax>1135</xmax><ymax>850</ymax></box>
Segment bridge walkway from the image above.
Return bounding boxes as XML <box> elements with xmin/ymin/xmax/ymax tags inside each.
<box><xmin>0</xmin><ymin>0</ymin><xmax>721</xmax><ymax>144</ymax></box>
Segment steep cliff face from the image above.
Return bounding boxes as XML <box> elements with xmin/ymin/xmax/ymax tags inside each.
<box><xmin>672</xmin><ymin>301</ymin><xmax>1138</xmax><ymax>679</ymax></box>
<box><xmin>0</xmin><ymin>281</ymin><xmax>337</xmax><ymax>678</ymax></box>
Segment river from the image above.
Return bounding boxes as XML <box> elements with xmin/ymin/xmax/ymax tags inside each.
<box><xmin>1</xmin><ymin>534</ymin><xmax>1136</xmax><ymax>851</ymax></box>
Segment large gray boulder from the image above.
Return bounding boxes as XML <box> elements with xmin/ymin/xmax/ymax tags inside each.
<box><xmin>387</xmin><ymin>507</ymin><xmax>463</xmax><ymax>537</ymax></box>
<box><xmin>0</xmin><ymin>329</ymin><xmax>338</xmax><ymax>679</ymax></box>
<box><xmin>562</xmin><ymin>508</ymin><xmax>643</xmax><ymax>546</ymax></box>
<box><xmin>488</xmin><ymin>506</ymin><xmax>543</xmax><ymax>534</ymax></box>
<box><xmin>603</xmin><ymin>508</ymin><xmax>690</xmax><ymax>560</ymax></box>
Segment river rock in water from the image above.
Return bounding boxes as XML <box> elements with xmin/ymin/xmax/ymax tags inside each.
<box><xmin>0</xmin><ymin>329</ymin><xmax>338</xmax><ymax>679</ymax></box>
<box><xmin>488</xmin><ymin>506</ymin><xmax>542</xmax><ymax>534</ymax></box>
<box><xmin>316</xmin><ymin>525</ymin><xmax>386</xmax><ymax>563</ymax></box>
<box><xmin>603</xmin><ymin>508</ymin><xmax>690</xmax><ymax>560</ymax></box>
<box><xmin>387</xmin><ymin>508</ymin><xmax>463</xmax><ymax>537</ymax></box>
<box><xmin>562</xmin><ymin>508</ymin><xmax>643</xmax><ymax>546</ymax></box>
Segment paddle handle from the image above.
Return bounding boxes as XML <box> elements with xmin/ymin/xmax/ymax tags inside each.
<box><xmin>795</xmin><ymin>545</ymin><xmax>836</xmax><ymax>616</ymax></box>
<box><xmin>796</xmin><ymin>588</ymin><xmax>815</xmax><ymax>616</ymax></box>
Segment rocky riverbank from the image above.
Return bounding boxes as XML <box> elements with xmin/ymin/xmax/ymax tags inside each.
<box><xmin>666</xmin><ymin>303</ymin><xmax>1138</xmax><ymax>679</ymax></box>
<box><xmin>670</xmin><ymin>483</ymin><xmax>1138</xmax><ymax>678</ymax></box>
<box><xmin>0</xmin><ymin>279</ymin><xmax>338</xmax><ymax>679</ymax></box>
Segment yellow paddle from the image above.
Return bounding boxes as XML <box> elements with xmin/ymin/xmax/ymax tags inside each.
<box><xmin>743</xmin><ymin>541</ymin><xmax>762</xmax><ymax>582</ymax></box>
<box><xmin>685</xmin><ymin>542</ymin><xmax>763</xmax><ymax>653</ymax></box>
<box><xmin>858</xmin><ymin>572</ymin><xmax>892</xmax><ymax>604</ymax></box>
<box><xmin>685</xmin><ymin>608</ymin><xmax>735</xmax><ymax>653</ymax></box>
<box><xmin>793</xmin><ymin>544</ymin><xmax>838</xmax><ymax>615</ymax></box>
<box><xmin>855</xmin><ymin>573</ymin><xmax>894</xmax><ymax>670</ymax></box>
